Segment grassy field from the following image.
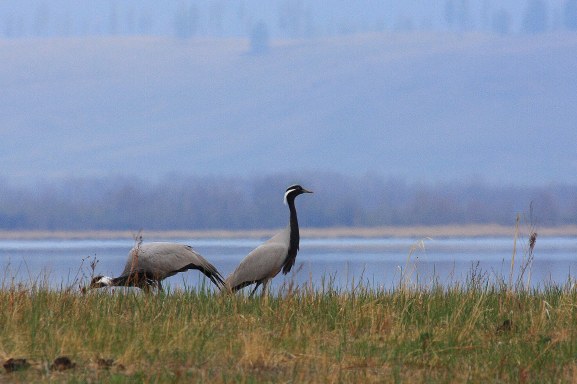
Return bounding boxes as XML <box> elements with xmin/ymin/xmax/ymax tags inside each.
<box><xmin>2</xmin><ymin>224</ymin><xmax>577</xmax><ymax>382</ymax></box>
<box><xmin>2</xmin><ymin>274</ymin><xmax>577</xmax><ymax>383</ymax></box>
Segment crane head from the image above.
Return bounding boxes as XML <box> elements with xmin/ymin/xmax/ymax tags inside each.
<box><xmin>89</xmin><ymin>275</ymin><xmax>113</xmax><ymax>289</ymax></box>
<box><xmin>283</xmin><ymin>184</ymin><xmax>313</xmax><ymax>205</ymax></box>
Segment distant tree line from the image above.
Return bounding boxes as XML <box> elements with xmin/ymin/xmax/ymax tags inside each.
<box><xmin>0</xmin><ymin>174</ymin><xmax>575</xmax><ymax>230</ymax></box>
<box><xmin>1</xmin><ymin>0</ymin><xmax>576</xmax><ymax>40</ymax></box>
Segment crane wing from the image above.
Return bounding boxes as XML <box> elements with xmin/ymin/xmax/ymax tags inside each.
<box><xmin>121</xmin><ymin>242</ymin><xmax>224</xmax><ymax>287</ymax></box>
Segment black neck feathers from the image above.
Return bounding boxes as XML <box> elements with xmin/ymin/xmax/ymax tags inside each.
<box><xmin>283</xmin><ymin>196</ymin><xmax>300</xmax><ymax>274</ymax></box>
<box><xmin>281</xmin><ymin>184</ymin><xmax>312</xmax><ymax>274</ymax></box>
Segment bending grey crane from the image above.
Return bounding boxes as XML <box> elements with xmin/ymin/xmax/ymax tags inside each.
<box><xmin>89</xmin><ymin>242</ymin><xmax>224</xmax><ymax>292</ymax></box>
<box><xmin>224</xmin><ymin>184</ymin><xmax>313</xmax><ymax>296</ymax></box>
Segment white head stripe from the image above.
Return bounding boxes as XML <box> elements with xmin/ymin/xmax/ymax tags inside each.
<box><xmin>98</xmin><ymin>276</ymin><xmax>113</xmax><ymax>286</ymax></box>
<box><xmin>283</xmin><ymin>190</ymin><xmax>291</xmax><ymax>205</ymax></box>
<box><xmin>284</xmin><ymin>185</ymin><xmax>301</xmax><ymax>205</ymax></box>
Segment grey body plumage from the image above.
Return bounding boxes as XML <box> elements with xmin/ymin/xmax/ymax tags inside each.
<box><xmin>224</xmin><ymin>184</ymin><xmax>312</xmax><ymax>296</ymax></box>
<box><xmin>90</xmin><ymin>242</ymin><xmax>224</xmax><ymax>292</ymax></box>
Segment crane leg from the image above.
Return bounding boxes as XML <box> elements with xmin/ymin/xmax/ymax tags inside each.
<box><xmin>249</xmin><ymin>282</ymin><xmax>261</xmax><ymax>297</ymax></box>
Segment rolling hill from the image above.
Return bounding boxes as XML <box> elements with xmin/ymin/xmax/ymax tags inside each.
<box><xmin>1</xmin><ymin>32</ymin><xmax>576</xmax><ymax>185</ymax></box>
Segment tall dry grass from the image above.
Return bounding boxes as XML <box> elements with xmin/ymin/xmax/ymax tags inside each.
<box><xmin>2</xmin><ymin>274</ymin><xmax>577</xmax><ymax>382</ymax></box>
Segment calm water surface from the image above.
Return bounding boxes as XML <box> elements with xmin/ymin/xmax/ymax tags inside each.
<box><xmin>1</xmin><ymin>236</ymin><xmax>576</xmax><ymax>291</ymax></box>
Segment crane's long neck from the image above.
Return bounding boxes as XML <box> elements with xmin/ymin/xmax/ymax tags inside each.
<box><xmin>113</xmin><ymin>273</ymin><xmax>155</xmax><ymax>288</ymax></box>
<box><xmin>287</xmin><ymin>198</ymin><xmax>300</xmax><ymax>257</ymax></box>
<box><xmin>110</xmin><ymin>275</ymin><xmax>129</xmax><ymax>286</ymax></box>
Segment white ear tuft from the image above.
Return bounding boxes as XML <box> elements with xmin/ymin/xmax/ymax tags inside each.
<box><xmin>99</xmin><ymin>276</ymin><xmax>113</xmax><ymax>286</ymax></box>
<box><xmin>283</xmin><ymin>189</ymin><xmax>291</xmax><ymax>205</ymax></box>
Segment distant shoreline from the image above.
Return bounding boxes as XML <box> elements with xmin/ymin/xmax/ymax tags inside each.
<box><xmin>0</xmin><ymin>224</ymin><xmax>574</xmax><ymax>240</ymax></box>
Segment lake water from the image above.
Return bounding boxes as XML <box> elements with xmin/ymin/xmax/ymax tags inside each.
<box><xmin>1</xmin><ymin>236</ymin><xmax>577</xmax><ymax>292</ymax></box>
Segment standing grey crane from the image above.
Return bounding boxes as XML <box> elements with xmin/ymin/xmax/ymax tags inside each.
<box><xmin>89</xmin><ymin>242</ymin><xmax>224</xmax><ymax>292</ymax></box>
<box><xmin>224</xmin><ymin>184</ymin><xmax>313</xmax><ymax>296</ymax></box>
